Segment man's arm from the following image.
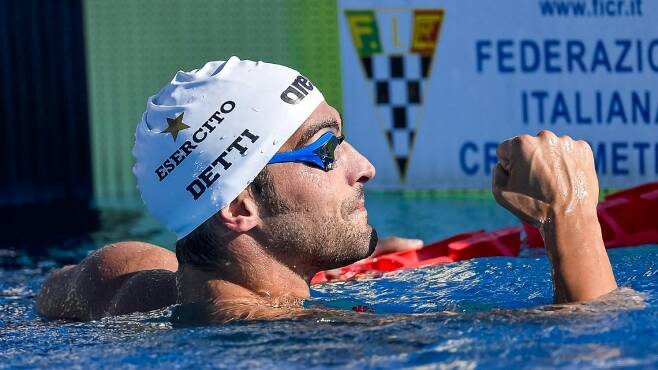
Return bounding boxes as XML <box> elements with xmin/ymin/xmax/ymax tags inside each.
<box><xmin>539</xmin><ymin>204</ymin><xmax>617</xmax><ymax>303</ymax></box>
<box><xmin>36</xmin><ymin>242</ymin><xmax>178</xmax><ymax>320</ymax></box>
<box><xmin>492</xmin><ymin>130</ymin><xmax>617</xmax><ymax>303</ymax></box>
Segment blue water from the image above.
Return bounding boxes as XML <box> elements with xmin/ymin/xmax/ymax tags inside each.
<box><xmin>1</xmin><ymin>193</ymin><xmax>657</xmax><ymax>369</ymax></box>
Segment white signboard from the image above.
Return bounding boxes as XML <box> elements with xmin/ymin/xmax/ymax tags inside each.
<box><xmin>339</xmin><ymin>0</ymin><xmax>658</xmax><ymax>189</ymax></box>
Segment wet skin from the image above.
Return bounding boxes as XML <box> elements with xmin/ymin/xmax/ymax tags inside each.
<box><xmin>36</xmin><ymin>104</ymin><xmax>618</xmax><ymax>322</ymax></box>
<box><xmin>493</xmin><ymin>130</ymin><xmax>617</xmax><ymax>302</ymax></box>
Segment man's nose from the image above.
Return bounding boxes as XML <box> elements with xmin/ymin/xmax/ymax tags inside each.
<box><xmin>342</xmin><ymin>142</ymin><xmax>376</xmax><ymax>186</ymax></box>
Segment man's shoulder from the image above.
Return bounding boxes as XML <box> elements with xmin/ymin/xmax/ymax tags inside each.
<box><xmin>37</xmin><ymin>241</ymin><xmax>179</xmax><ymax>320</ymax></box>
<box><xmin>91</xmin><ymin>241</ymin><xmax>179</xmax><ymax>316</ymax></box>
<box><xmin>107</xmin><ymin>268</ymin><xmax>177</xmax><ymax>316</ymax></box>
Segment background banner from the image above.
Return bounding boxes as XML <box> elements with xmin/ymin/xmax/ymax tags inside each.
<box><xmin>339</xmin><ymin>0</ymin><xmax>657</xmax><ymax>189</ymax></box>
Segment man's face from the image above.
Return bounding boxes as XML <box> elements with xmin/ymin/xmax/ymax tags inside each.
<box><xmin>257</xmin><ymin>102</ymin><xmax>378</xmax><ymax>272</ymax></box>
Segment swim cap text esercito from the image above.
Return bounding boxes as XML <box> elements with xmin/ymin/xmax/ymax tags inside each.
<box><xmin>132</xmin><ymin>56</ymin><xmax>324</xmax><ymax>239</ymax></box>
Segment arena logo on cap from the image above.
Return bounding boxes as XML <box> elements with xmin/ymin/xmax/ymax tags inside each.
<box><xmin>344</xmin><ymin>7</ymin><xmax>444</xmax><ymax>181</ymax></box>
<box><xmin>155</xmin><ymin>101</ymin><xmax>235</xmax><ymax>182</ymax></box>
<box><xmin>280</xmin><ymin>75</ymin><xmax>315</xmax><ymax>104</ymax></box>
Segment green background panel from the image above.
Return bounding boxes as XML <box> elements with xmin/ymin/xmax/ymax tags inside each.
<box><xmin>83</xmin><ymin>0</ymin><xmax>341</xmax><ymax>200</ymax></box>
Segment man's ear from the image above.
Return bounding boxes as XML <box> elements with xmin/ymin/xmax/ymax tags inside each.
<box><xmin>219</xmin><ymin>189</ymin><xmax>261</xmax><ymax>232</ymax></box>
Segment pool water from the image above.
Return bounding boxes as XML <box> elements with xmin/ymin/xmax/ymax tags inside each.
<box><xmin>1</xmin><ymin>193</ymin><xmax>657</xmax><ymax>369</ymax></box>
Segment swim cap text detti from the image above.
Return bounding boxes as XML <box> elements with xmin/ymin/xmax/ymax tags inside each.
<box><xmin>132</xmin><ymin>56</ymin><xmax>324</xmax><ymax>239</ymax></box>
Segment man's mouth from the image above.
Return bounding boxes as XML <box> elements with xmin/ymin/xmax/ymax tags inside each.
<box><xmin>342</xmin><ymin>187</ymin><xmax>367</xmax><ymax>217</ymax></box>
<box><xmin>352</xmin><ymin>196</ymin><xmax>368</xmax><ymax>220</ymax></box>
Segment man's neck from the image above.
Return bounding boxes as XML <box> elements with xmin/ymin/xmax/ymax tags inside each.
<box><xmin>176</xmin><ymin>238</ymin><xmax>311</xmax><ymax>319</ymax></box>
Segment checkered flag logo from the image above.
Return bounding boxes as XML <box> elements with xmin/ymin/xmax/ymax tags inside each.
<box><xmin>346</xmin><ymin>9</ymin><xmax>444</xmax><ymax>181</ymax></box>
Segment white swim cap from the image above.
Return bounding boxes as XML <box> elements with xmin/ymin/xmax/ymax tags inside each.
<box><xmin>133</xmin><ymin>56</ymin><xmax>324</xmax><ymax>239</ymax></box>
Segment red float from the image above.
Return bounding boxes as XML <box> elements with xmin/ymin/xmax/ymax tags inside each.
<box><xmin>524</xmin><ymin>182</ymin><xmax>658</xmax><ymax>248</ymax></box>
<box><xmin>312</xmin><ymin>228</ymin><xmax>521</xmax><ymax>284</ymax></box>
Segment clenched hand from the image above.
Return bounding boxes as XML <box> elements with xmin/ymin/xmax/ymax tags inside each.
<box><xmin>492</xmin><ymin>130</ymin><xmax>599</xmax><ymax>228</ymax></box>
<box><xmin>492</xmin><ymin>130</ymin><xmax>617</xmax><ymax>303</ymax></box>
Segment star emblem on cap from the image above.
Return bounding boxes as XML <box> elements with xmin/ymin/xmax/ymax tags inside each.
<box><xmin>162</xmin><ymin>112</ymin><xmax>190</xmax><ymax>142</ymax></box>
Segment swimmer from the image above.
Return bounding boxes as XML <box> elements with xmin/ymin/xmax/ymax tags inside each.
<box><xmin>35</xmin><ymin>57</ymin><xmax>617</xmax><ymax>323</ymax></box>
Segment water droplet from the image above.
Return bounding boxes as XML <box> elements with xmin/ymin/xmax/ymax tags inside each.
<box><xmin>251</xmin><ymin>107</ymin><xmax>260</xmax><ymax>112</ymax></box>
<box><xmin>272</xmin><ymin>139</ymin><xmax>278</xmax><ymax>145</ymax></box>
<box><xmin>219</xmin><ymin>136</ymin><xmax>225</xmax><ymax>140</ymax></box>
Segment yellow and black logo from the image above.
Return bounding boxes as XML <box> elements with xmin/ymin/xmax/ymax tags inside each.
<box><xmin>345</xmin><ymin>8</ymin><xmax>444</xmax><ymax>182</ymax></box>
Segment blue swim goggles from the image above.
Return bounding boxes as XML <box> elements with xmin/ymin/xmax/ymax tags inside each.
<box><xmin>268</xmin><ymin>132</ymin><xmax>344</xmax><ymax>171</ymax></box>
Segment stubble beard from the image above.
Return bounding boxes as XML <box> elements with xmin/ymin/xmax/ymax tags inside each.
<box><xmin>259</xmin><ymin>188</ymin><xmax>378</xmax><ymax>272</ymax></box>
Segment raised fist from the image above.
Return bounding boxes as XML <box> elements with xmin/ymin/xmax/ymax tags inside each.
<box><xmin>492</xmin><ymin>130</ymin><xmax>599</xmax><ymax>228</ymax></box>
